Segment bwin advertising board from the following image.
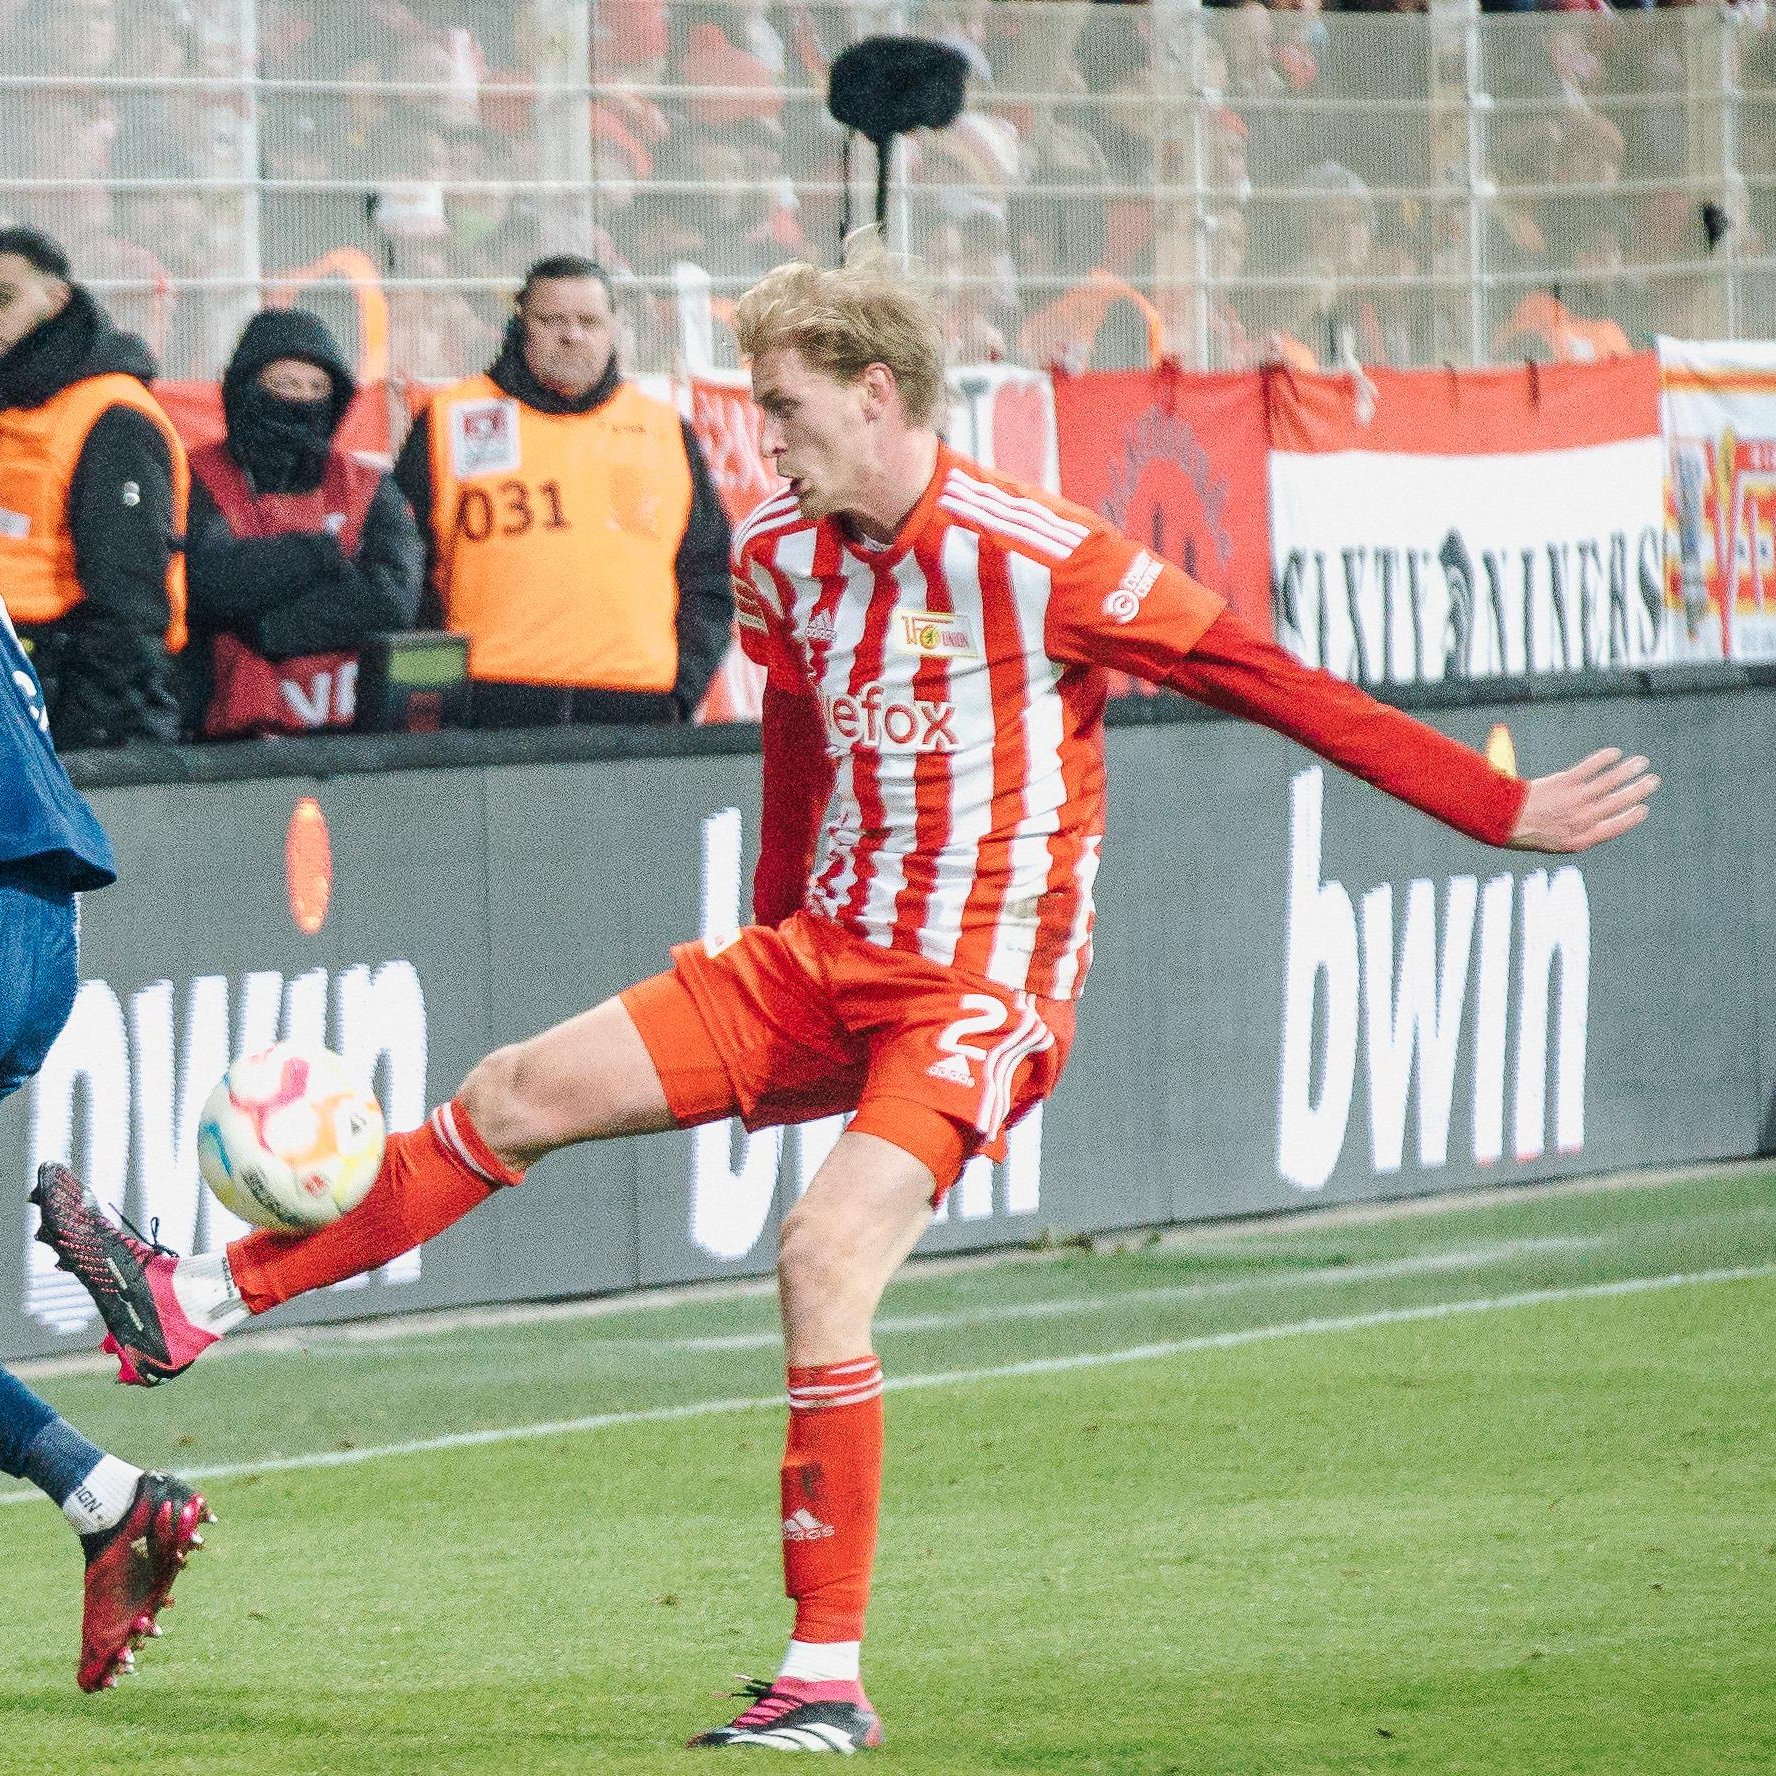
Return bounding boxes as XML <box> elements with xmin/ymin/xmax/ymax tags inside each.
<box><xmin>2</xmin><ymin>683</ymin><xmax>1770</xmax><ymax>1360</ymax></box>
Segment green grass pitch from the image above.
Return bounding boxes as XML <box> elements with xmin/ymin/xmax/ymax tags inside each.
<box><xmin>2</xmin><ymin>1162</ymin><xmax>1773</xmax><ymax>1774</ymax></box>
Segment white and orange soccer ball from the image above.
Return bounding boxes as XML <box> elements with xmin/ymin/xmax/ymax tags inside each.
<box><xmin>197</xmin><ymin>1042</ymin><xmax>385</xmax><ymax>1232</ymax></box>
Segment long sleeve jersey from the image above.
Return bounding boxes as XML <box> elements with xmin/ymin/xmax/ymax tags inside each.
<box><xmin>737</xmin><ymin>443</ymin><xmax>1526</xmax><ymax>999</ymax></box>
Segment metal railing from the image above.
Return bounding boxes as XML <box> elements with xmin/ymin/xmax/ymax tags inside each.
<box><xmin>0</xmin><ymin>0</ymin><xmax>1769</xmax><ymax>382</ymax></box>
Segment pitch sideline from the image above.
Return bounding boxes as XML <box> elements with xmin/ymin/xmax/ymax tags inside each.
<box><xmin>2</xmin><ymin>1261</ymin><xmax>1770</xmax><ymax>1508</ymax></box>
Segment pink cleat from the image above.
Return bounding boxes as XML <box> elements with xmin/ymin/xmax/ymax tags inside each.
<box><xmin>30</xmin><ymin>1163</ymin><xmax>219</xmax><ymax>1386</ymax></box>
<box><xmin>689</xmin><ymin>1676</ymin><xmax>884</xmax><ymax>1752</ymax></box>
<box><xmin>78</xmin><ymin>1473</ymin><xmax>214</xmax><ymax>1692</ymax></box>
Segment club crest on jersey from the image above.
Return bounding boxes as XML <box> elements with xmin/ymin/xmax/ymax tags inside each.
<box><xmin>893</xmin><ymin>608</ymin><xmax>977</xmax><ymax>659</ymax></box>
<box><xmin>1102</xmin><ymin>550</ymin><xmax>1161</xmax><ymax>623</ymax></box>
<box><xmin>448</xmin><ymin>398</ymin><xmax>521</xmax><ymax>477</ymax></box>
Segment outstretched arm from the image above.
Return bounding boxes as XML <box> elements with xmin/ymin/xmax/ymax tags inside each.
<box><xmin>1165</xmin><ymin>611</ymin><xmax>1662</xmax><ymax>852</ymax></box>
<box><xmin>1046</xmin><ymin>538</ymin><xmax>1657</xmax><ymax>852</ymax></box>
<box><xmin>1506</xmin><ymin>747</ymin><xmax>1658</xmax><ymax>852</ymax></box>
<box><xmin>1161</xmin><ymin>608</ymin><xmax>1528</xmax><ymax>843</ymax></box>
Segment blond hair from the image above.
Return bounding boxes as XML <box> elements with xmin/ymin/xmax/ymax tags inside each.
<box><xmin>733</xmin><ymin>250</ymin><xmax>947</xmax><ymax>430</ymax></box>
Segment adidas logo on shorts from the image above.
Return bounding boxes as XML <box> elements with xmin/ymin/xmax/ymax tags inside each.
<box><xmin>782</xmin><ymin>1508</ymin><xmax>835</xmax><ymax>1542</ymax></box>
<box><xmin>926</xmin><ymin>1053</ymin><xmax>975</xmax><ymax>1086</ymax></box>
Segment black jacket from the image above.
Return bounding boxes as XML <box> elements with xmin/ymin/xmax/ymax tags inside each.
<box><xmin>0</xmin><ymin>288</ymin><xmax>181</xmax><ymax>749</ymax></box>
<box><xmin>181</xmin><ymin>309</ymin><xmax>424</xmax><ymax>732</ymax></box>
<box><xmin>180</xmin><ymin>475</ymin><xmax>424</xmax><ymax>728</ymax></box>
<box><xmin>393</xmin><ymin>326</ymin><xmax>733</xmax><ymax>724</ymax></box>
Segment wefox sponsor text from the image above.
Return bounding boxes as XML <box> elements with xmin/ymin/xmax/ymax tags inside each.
<box><xmin>820</xmin><ymin>683</ymin><xmax>960</xmax><ymax>752</ymax></box>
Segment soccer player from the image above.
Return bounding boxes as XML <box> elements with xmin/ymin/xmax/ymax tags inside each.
<box><xmin>0</xmin><ymin>600</ymin><xmax>212</xmax><ymax>1692</ymax></box>
<box><xmin>35</xmin><ymin>255</ymin><xmax>1658</xmax><ymax>1751</ymax></box>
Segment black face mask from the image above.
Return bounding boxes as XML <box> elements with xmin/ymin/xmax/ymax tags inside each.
<box><xmin>230</xmin><ymin>382</ymin><xmax>337</xmax><ymax>493</ymax></box>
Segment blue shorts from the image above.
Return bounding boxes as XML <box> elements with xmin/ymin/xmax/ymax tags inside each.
<box><xmin>0</xmin><ymin>872</ymin><xmax>78</xmax><ymax>1102</ymax></box>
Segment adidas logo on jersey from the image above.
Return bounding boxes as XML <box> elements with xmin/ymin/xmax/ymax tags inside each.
<box><xmin>804</xmin><ymin>609</ymin><xmax>838</xmax><ymax>645</ymax></box>
<box><xmin>926</xmin><ymin>1053</ymin><xmax>975</xmax><ymax>1086</ymax></box>
<box><xmin>782</xmin><ymin>1508</ymin><xmax>836</xmax><ymax>1542</ymax></box>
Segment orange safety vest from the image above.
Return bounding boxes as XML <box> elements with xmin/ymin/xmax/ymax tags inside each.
<box><xmin>426</xmin><ymin>374</ymin><xmax>692</xmax><ymax>691</ymax></box>
<box><xmin>1494</xmin><ymin>292</ymin><xmax>1631</xmax><ymax>365</ymax></box>
<box><xmin>0</xmin><ymin>373</ymin><xmax>189</xmax><ymax>650</ymax></box>
<box><xmin>1018</xmin><ymin>271</ymin><xmax>1167</xmax><ymax>372</ymax></box>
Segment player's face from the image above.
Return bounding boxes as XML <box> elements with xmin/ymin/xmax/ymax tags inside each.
<box><xmin>0</xmin><ymin>254</ymin><xmax>70</xmax><ymax>355</ymax></box>
<box><xmin>751</xmin><ymin>348</ymin><xmax>876</xmax><ymax>522</ymax></box>
<box><xmin>519</xmin><ymin>276</ymin><xmax>615</xmax><ymax>397</ymax></box>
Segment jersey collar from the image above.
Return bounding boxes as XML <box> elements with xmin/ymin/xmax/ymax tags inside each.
<box><xmin>836</xmin><ymin>440</ymin><xmax>952</xmax><ymax>572</ymax></box>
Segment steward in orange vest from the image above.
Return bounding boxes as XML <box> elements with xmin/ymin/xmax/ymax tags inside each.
<box><xmin>182</xmin><ymin>309</ymin><xmax>422</xmax><ymax>737</ymax></box>
<box><xmin>393</xmin><ymin>254</ymin><xmax>733</xmax><ymax>726</ymax></box>
<box><xmin>0</xmin><ymin>228</ymin><xmax>186</xmax><ymax>748</ymax></box>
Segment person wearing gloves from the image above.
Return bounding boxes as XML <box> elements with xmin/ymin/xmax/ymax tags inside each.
<box><xmin>182</xmin><ymin>308</ymin><xmax>422</xmax><ymax>737</ymax></box>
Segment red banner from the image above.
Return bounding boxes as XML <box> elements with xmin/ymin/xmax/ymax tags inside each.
<box><xmin>1052</xmin><ymin>368</ymin><xmax>1272</xmax><ymax>636</ymax></box>
<box><xmin>157</xmin><ymin>380</ymin><xmax>396</xmax><ymax>466</ymax></box>
<box><xmin>1267</xmin><ymin>356</ymin><xmax>1660</xmax><ymax>456</ymax></box>
<box><xmin>689</xmin><ymin>376</ymin><xmax>784</xmax><ymax>527</ymax></box>
<box><xmin>1267</xmin><ymin>356</ymin><xmax>1666</xmax><ymax>680</ymax></box>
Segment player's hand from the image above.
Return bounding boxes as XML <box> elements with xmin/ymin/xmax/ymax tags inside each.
<box><xmin>1507</xmin><ymin>747</ymin><xmax>1659</xmax><ymax>853</ymax></box>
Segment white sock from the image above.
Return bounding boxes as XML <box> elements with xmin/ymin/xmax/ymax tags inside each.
<box><xmin>779</xmin><ymin>1638</ymin><xmax>861</xmax><ymax>1684</ymax></box>
<box><xmin>172</xmin><ymin>1249</ymin><xmax>251</xmax><ymax>1337</ymax></box>
<box><xmin>62</xmin><ymin>1455</ymin><xmax>143</xmax><ymax>1536</ymax></box>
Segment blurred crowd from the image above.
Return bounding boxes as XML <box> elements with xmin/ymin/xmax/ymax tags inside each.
<box><xmin>1</xmin><ymin>0</ymin><xmax>1770</xmax><ymax>753</ymax></box>
<box><xmin>0</xmin><ymin>0</ymin><xmax>1771</xmax><ymax>385</ymax></box>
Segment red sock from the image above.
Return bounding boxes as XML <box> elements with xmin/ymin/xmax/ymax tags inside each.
<box><xmin>228</xmin><ymin>1100</ymin><xmax>523</xmax><ymax>1314</ymax></box>
<box><xmin>781</xmin><ymin>1357</ymin><xmax>885</xmax><ymax>1644</ymax></box>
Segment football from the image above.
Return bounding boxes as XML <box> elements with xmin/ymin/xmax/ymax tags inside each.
<box><xmin>197</xmin><ymin>1042</ymin><xmax>385</xmax><ymax>1232</ymax></box>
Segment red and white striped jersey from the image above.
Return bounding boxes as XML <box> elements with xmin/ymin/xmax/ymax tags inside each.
<box><xmin>733</xmin><ymin>443</ymin><xmax>1224</xmax><ymax>1001</ymax></box>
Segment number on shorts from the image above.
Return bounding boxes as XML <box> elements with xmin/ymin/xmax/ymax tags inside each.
<box><xmin>936</xmin><ymin>994</ymin><xmax>1009</xmax><ymax>1063</ymax></box>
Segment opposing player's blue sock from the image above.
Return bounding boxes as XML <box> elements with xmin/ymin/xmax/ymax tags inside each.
<box><xmin>0</xmin><ymin>1362</ymin><xmax>57</xmax><ymax>1473</ymax></box>
<box><xmin>0</xmin><ymin>1364</ymin><xmax>142</xmax><ymax>1535</ymax></box>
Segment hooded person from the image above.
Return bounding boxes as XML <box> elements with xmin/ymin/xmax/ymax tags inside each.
<box><xmin>182</xmin><ymin>307</ymin><xmax>423</xmax><ymax>736</ymax></box>
<box><xmin>0</xmin><ymin>227</ymin><xmax>187</xmax><ymax>749</ymax></box>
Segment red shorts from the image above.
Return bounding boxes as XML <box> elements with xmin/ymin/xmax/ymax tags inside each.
<box><xmin>620</xmin><ymin>910</ymin><xmax>1074</xmax><ymax>1196</ymax></box>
